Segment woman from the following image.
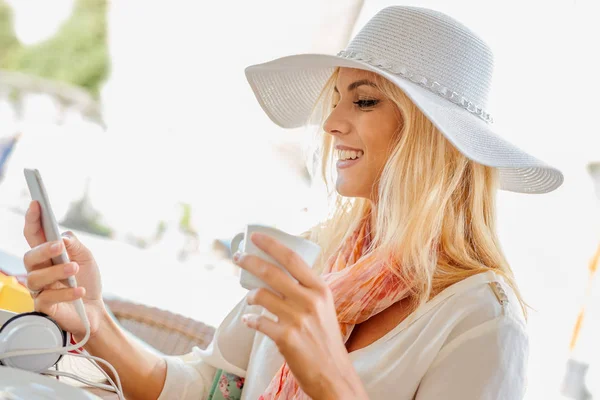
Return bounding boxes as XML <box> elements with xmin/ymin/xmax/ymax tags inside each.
<box><xmin>22</xmin><ymin>6</ymin><xmax>563</xmax><ymax>400</ymax></box>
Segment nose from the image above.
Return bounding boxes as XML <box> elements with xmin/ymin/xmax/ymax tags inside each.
<box><xmin>323</xmin><ymin>104</ymin><xmax>351</xmax><ymax>137</ymax></box>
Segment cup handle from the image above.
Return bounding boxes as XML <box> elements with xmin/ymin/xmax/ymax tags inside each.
<box><xmin>230</xmin><ymin>232</ymin><xmax>245</xmax><ymax>256</ymax></box>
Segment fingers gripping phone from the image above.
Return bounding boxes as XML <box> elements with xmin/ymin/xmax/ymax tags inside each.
<box><xmin>24</xmin><ymin>169</ymin><xmax>74</xmax><ymax>276</ymax></box>
<box><xmin>23</xmin><ymin>168</ymin><xmax>87</xmax><ymax>325</ymax></box>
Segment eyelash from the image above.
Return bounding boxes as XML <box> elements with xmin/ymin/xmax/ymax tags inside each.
<box><xmin>333</xmin><ymin>99</ymin><xmax>380</xmax><ymax>109</ymax></box>
<box><xmin>353</xmin><ymin>99</ymin><xmax>380</xmax><ymax>109</ymax></box>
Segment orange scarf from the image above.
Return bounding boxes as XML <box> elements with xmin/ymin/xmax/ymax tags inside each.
<box><xmin>259</xmin><ymin>213</ymin><xmax>410</xmax><ymax>399</ymax></box>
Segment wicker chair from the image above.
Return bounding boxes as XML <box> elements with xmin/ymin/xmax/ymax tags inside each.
<box><xmin>104</xmin><ymin>298</ymin><xmax>216</xmax><ymax>355</ymax></box>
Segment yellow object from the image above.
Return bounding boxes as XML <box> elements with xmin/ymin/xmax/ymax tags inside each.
<box><xmin>0</xmin><ymin>273</ymin><xmax>34</xmax><ymax>313</ymax></box>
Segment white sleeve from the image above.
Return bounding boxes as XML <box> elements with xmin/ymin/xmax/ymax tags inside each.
<box><xmin>415</xmin><ymin>315</ymin><xmax>529</xmax><ymax>400</ymax></box>
<box><xmin>158</xmin><ymin>294</ymin><xmax>260</xmax><ymax>400</ymax></box>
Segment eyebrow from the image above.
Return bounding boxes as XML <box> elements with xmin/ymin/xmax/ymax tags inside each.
<box><xmin>333</xmin><ymin>79</ymin><xmax>378</xmax><ymax>93</ymax></box>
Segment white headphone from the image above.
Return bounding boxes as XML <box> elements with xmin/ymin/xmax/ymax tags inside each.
<box><xmin>0</xmin><ymin>302</ymin><xmax>124</xmax><ymax>399</ymax></box>
<box><xmin>0</xmin><ymin>311</ymin><xmax>68</xmax><ymax>372</ymax></box>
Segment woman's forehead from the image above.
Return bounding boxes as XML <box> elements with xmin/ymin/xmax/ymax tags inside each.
<box><xmin>335</xmin><ymin>68</ymin><xmax>382</xmax><ymax>90</ymax></box>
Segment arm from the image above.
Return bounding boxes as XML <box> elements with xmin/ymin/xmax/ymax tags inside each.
<box><xmin>415</xmin><ymin>316</ymin><xmax>529</xmax><ymax>400</ymax></box>
<box><xmin>78</xmin><ymin>310</ymin><xmax>168</xmax><ymax>400</ymax></box>
<box><xmin>21</xmin><ymin>207</ymin><xmax>167</xmax><ymax>400</ymax></box>
<box><xmin>21</xmin><ymin>203</ymin><xmax>242</xmax><ymax>400</ymax></box>
<box><xmin>83</xmin><ymin>294</ymin><xmax>258</xmax><ymax>400</ymax></box>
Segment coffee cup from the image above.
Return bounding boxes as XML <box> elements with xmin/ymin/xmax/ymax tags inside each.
<box><xmin>230</xmin><ymin>225</ymin><xmax>321</xmax><ymax>291</ymax></box>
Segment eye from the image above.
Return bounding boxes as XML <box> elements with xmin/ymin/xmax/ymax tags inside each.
<box><xmin>353</xmin><ymin>99</ymin><xmax>380</xmax><ymax>109</ymax></box>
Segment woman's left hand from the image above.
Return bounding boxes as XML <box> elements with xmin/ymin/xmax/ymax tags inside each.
<box><xmin>234</xmin><ymin>232</ymin><xmax>368</xmax><ymax>400</ymax></box>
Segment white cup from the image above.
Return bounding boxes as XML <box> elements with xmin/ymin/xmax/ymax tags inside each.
<box><xmin>230</xmin><ymin>225</ymin><xmax>321</xmax><ymax>291</ymax></box>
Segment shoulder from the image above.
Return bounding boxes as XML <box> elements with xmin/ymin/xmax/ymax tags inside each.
<box><xmin>434</xmin><ymin>271</ymin><xmax>526</xmax><ymax>323</ymax></box>
<box><xmin>431</xmin><ymin>271</ymin><xmax>528</xmax><ymax>359</ymax></box>
<box><xmin>414</xmin><ymin>274</ymin><xmax>529</xmax><ymax>400</ymax></box>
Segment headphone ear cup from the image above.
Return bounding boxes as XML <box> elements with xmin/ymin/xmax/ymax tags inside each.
<box><xmin>0</xmin><ymin>311</ymin><xmax>67</xmax><ymax>372</ymax></box>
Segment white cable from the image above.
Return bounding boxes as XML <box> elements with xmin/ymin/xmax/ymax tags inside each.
<box><xmin>69</xmin><ymin>350</ymin><xmax>123</xmax><ymax>396</ymax></box>
<box><xmin>72</xmin><ymin>349</ymin><xmax>117</xmax><ymax>390</ymax></box>
<box><xmin>43</xmin><ymin>370</ymin><xmax>118</xmax><ymax>394</ymax></box>
<box><xmin>67</xmin><ymin>351</ymin><xmax>119</xmax><ymax>394</ymax></box>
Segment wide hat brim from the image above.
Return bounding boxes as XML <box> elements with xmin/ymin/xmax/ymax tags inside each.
<box><xmin>245</xmin><ymin>54</ymin><xmax>563</xmax><ymax>194</ymax></box>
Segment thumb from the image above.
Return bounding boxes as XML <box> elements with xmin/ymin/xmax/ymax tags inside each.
<box><xmin>61</xmin><ymin>231</ymin><xmax>89</xmax><ymax>258</ymax></box>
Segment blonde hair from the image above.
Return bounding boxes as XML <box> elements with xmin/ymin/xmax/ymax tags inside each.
<box><xmin>307</xmin><ymin>68</ymin><xmax>526</xmax><ymax>317</ymax></box>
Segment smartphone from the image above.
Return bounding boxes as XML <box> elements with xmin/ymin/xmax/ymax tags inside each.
<box><xmin>23</xmin><ymin>168</ymin><xmax>77</xmax><ymax>290</ymax></box>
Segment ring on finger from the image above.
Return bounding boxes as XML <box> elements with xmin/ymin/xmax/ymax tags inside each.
<box><xmin>26</xmin><ymin>279</ymin><xmax>42</xmax><ymax>298</ymax></box>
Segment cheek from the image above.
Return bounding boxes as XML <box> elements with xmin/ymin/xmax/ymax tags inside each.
<box><xmin>363</xmin><ymin>127</ymin><xmax>400</xmax><ymax>176</ymax></box>
<box><xmin>364</xmin><ymin>133</ymin><xmax>397</xmax><ymax>165</ymax></box>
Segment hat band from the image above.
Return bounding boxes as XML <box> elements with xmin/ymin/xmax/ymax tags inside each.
<box><xmin>337</xmin><ymin>50</ymin><xmax>494</xmax><ymax>124</ymax></box>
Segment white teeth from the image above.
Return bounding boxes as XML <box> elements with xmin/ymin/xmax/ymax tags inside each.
<box><xmin>337</xmin><ymin>149</ymin><xmax>363</xmax><ymax>161</ymax></box>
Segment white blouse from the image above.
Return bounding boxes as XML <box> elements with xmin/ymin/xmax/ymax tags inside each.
<box><xmin>158</xmin><ymin>270</ymin><xmax>528</xmax><ymax>399</ymax></box>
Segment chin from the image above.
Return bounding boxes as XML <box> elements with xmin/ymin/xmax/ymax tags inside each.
<box><xmin>335</xmin><ymin>181</ymin><xmax>363</xmax><ymax>198</ymax></box>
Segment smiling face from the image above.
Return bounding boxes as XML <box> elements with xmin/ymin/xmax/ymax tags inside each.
<box><xmin>323</xmin><ymin>68</ymin><xmax>403</xmax><ymax>201</ymax></box>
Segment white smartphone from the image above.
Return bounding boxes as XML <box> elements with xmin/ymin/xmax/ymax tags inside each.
<box><xmin>23</xmin><ymin>168</ymin><xmax>77</xmax><ymax>290</ymax></box>
<box><xmin>23</xmin><ymin>168</ymin><xmax>84</xmax><ymax>344</ymax></box>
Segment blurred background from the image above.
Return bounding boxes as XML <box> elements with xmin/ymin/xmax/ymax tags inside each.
<box><xmin>0</xmin><ymin>0</ymin><xmax>598</xmax><ymax>398</ymax></box>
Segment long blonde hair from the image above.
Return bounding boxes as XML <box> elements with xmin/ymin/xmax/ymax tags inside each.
<box><xmin>307</xmin><ymin>68</ymin><xmax>526</xmax><ymax>317</ymax></box>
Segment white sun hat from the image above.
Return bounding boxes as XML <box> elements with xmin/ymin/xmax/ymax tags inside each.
<box><xmin>245</xmin><ymin>6</ymin><xmax>563</xmax><ymax>194</ymax></box>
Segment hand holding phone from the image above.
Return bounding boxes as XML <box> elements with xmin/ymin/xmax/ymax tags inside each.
<box><xmin>24</xmin><ymin>169</ymin><xmax>76</xmax><ymax>286</ymax></box>
<box><xmin>23</xmin><ymin>169</ymin><xmax>88</xmax><ymax>328</ymax></box>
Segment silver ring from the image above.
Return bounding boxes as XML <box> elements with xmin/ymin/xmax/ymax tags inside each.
<box><xmin>26</xmin><ymin>279</ymin><xmax>42</xmax><ymax>298</ymax></box>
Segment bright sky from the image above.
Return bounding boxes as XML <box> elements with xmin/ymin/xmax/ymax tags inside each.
<box><xmin>5</xmin><ymin>0</ymin><xmax>74</xmax><ymax>45</ymax></box>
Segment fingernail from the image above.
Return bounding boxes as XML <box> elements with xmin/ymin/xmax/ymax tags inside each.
<box><xmin>242</xmin><ymin>314</ymin><xmax>257</xmax><ymax>327</ymax></box>
<box><xmin>76</xmin><ymin>287</ymin><xmax>86</xmax><ymax>297</ymax></box>
<box><xmin>64</xmin><ymin>263</ymin><xmax>76</xmax><ymax>274</ymax></box>
<box><xmin>51</xmin><ymin>241</ymin><xmax>63</xmax><ymax>251</ymax></box>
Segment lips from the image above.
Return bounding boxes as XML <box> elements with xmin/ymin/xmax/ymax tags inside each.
<box><xmin>335</xmin><ymin>144</ymin><xmax>363</xmax><ymax>151</ymax></box>
<box><xmin>336</xmin><ymin>157</ymin><xmax>361</xmax><ymax>169</ymax></box>
<box><xmin>334</xmin><ymin>145</ymin><xmax>364</xmax><ymax>169</ymax></box>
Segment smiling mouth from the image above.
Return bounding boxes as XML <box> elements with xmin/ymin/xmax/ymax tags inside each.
<box><xmin>336</xmin><ymin>149</ymin><xmax>364</xmax><ymax>161</ymax></box>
